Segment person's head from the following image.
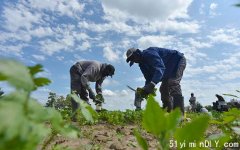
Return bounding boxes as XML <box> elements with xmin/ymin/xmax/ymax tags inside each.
<box><xmin>191</xmin><ymin>93</ymin><xmax>194</xmax><ymax>97</ymax></box>
<box><xmin>126</xmin><ymin>48</ymin><xmax>142</xmax><ymax>66</ymax></box>
<box><xmin>103</xmin><ymin>64</ymin><xmax>115</xmax><ymax>77</ymax></box>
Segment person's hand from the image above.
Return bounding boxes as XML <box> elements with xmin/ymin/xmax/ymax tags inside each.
<box><xmin>136</xmin><ymin>87</ymin><xmax>148</xmax><ymax>98</ymax></box>
<box><xmin>143</xmin><ymin>82</ymin><xmax>155</xmax><ymax>94</ymax></box>
<box><xmin>88</xmin><ymin>88</ymin><xmax>96</xmax><ymax>100</ymax></box>
<box><xmin>95</xmin><ymin>94</ymin><xmax>105</xmax><ymax>104</ymax></box>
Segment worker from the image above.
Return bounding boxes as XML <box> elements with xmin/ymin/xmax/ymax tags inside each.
<box><xmin>189</xmin><ymin>93</ymin><xmax>196</xmax><ymax>112</ymax></box>
<box><xmin>126</xmin><ymin>47</ymin><xmax>186</xmax><ymax>114</ymax></box>
<box><xmin>70</xmin><ymin>61</ymin><xmax>115</xmax><ymax>120</ymax></box>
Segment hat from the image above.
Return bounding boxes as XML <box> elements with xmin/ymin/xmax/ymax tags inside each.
<box><xmin>105</xmin><ymin>64</ymin><xmax>115</xmax><ymax>77</ymax></box>
<box><xmin>126</xmin><ymin>48</ymin><xmax>137</xmax><ymax>67</ymax></box>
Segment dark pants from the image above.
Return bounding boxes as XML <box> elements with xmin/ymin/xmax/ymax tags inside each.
<box><xmin>160</xmin><ymin>56</ymin><xmax>186</xmax><ymax>112</ymax></box>
<box><xmin>70</xmin><ymin>66</ymin><xmax>89</xmax><ymax>113</ymax></box>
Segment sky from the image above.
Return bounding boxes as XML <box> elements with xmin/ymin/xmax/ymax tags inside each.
<box><xmin>0</xmin><ymin>0</ymin><xmax>240</xmax><ymax>110</ymax></box>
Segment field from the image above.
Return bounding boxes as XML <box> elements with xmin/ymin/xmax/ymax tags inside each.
<box><xmin>1</xmin><ymin>60</ymin><xmax>240</xmax><ymax>150</ymax></box>
<box><xmin>40</xmin><ymin>110</ymin><xmax>227</xmax><ymax>150</ymax></box>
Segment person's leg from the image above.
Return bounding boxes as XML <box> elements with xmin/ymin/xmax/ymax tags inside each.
<box><xmin>169</xmin><ymin>57</ymin><xmax>186</xmax><ymax>114</ymax></box>
<box><xmin>134</xmin><ymin>91</ymin><xmax>144</xmax><ymax>110</ymax></box>
<box><xmin>79</xmin><ymin>86</ymin><xmax>90</xmax><ymax>105</ymax></box>
<box><xmin>160</xmin><ymin>79</ymin><xmax>172</xmax><ymax>112</ymax></box>
<box><xmin>70</xmin><ymin>66</ymin><xmax>82</xmax><ymax>121</ymax></box>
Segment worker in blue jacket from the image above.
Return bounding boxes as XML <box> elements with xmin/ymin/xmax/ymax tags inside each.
<box><xmin>126</xmin><ymin>47</ymin><xmax>186</xmax><ymax>114</ymax></box>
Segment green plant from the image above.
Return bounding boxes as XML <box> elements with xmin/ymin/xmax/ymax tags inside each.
<box><xmin>45</xmin><ymin>92</ymin><xmax>57</xmax><ymax>107</ymax></box>
<box><xmin>96</xmin><ymin>110</ymin><xmax>143</xmax><ymax>125</ymax></box>
<box><xmin>0</xmin><ymin>59</ymin><xmax>94</xmax><ymax>150</ymax></box>
<box><xmin>223</xmin><ymin>90</ymin><xmax>240</xmax><ymax>98</ymax></box>
<box><xmin>210</xmin><ymin>108</ymin><xmax>240</xmax><ymax>149</ymax></box>
<box><xmin>135</xmin><ymin>95</ymin><xmax>211</xmax><ymax>150</ymax></box>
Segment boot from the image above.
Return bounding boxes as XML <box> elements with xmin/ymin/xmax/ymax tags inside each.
<box><xmin>162</xmin><ymin>98</ymin><xmax>173</xmax><ymax>112</ymax></box>
<box><xmin>173</xmin><ymin>95</ymin><xmax>184</xmax><ymax>115</ymax></box>
<box><xmin>134</xmin><ymin>92</ymin><xmax>144</xmax><ymax>110</ymax></box>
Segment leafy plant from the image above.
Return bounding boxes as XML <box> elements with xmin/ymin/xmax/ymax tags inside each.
<box><xmin>96</xmin><ymin>110</ymin><xmax>142</xmax><ymax>125</ymax></box>
<box><xmin>210</xmin><ymin>108</ymin><xmax>240</xmax><ymax>149</ymax></box>
<box><xmin>0</xmin><ymin>59</ymin><xmax>93</xmax><ymax>150</ymax></box>
<box><xmin>223</xmin><ymin>90</ymin><xmax>240</xmax><ymax>98</ymax></box>
<box><xmin>135</xmin><ymin>95</ymin><xmax>211</xmax><ymax>150</ymax></box>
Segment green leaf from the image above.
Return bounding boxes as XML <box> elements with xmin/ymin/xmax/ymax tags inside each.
<box><xmin>69</xmin><ymin>94</ymin><xmax>95</xmax><ymax>123</ymax></box>
<box><xmin>223</xmin><ymin>116</ymin><xmax>235</xmax><ymax>124</ymax></box>
<box><xmin>28</xmin><ymin>64</ymin><xmax>44</xmax><ymax>76</ymax></box>
<box><xmin>174</xmin><ymin>115</ymin><xmax>210</xmax><ymax>147</ymax></box>
<box><xmin>142</xmin><ymin>95</ymin><xmax>166</xmax><ymax>136</ymax></box>
<box><xmin>0</xmin><ymin>59</ymin><xmax>34</xmax><ymax>91</ymax></box>
<box><xmin>167</xmin><ymin>108</ymin><xmax>181</xmax><ymax>131</ymax></box>
<box><xmin>33</xmin><ymin>77</ymin><xmax>51</xmax><ymax>88</ymax></box>
<box><xmin>223</xmin><ymin>94</ymin><xmax>239</xmax><ymax>98</ymax></box>
<box><xmin>134</xmin><ymin>130</ymin><xmax>148</xmax><ymax>150</ymax></box>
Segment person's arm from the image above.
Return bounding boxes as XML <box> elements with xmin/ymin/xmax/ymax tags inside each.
<box><xmin>144</xmin><ymin>51</ymin><xmax>165</xmax><ymax>84</ymax></box>
<box><xmin>95</xmin><ymin>77</ymin><xmax>106</xmax><ymax>94</ymax></box>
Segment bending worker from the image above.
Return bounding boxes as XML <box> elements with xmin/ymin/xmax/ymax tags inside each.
<box><xmin>70</xmin><ymin>60</ymin><xmax>115</xmax><ymax>115</ymax></box>
<box><xmin>126</xmin><ymin>47</ymin><xmax>186</xmax><ymax>114</ymax></box>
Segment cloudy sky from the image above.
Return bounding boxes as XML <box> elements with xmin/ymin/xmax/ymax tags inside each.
<box><xmin>0</xmin><ymin>0</ymin><xmax>240</xmax><ymax>110</ymax></box>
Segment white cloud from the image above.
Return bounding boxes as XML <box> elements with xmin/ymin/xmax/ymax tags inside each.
<box><xmin>102</xmin><ymin>0</ymin><xmax>193</xmax><ymax>22</ymax></box>
<box><xmin>103</xmin><ymin>78</ymin><xmax>119</xmax><ymax>87</ymax></box>
<box><xmin>199</xmin><ymin>3</ymin><xmax>205</xmax><ymax>15</ymax></box>
<box><xmin>27</xmin><ymin>0</ymin><xmax>84</xmax><ymax>18</ymax></box>
<box><xmin>217</xmin><ymin>71</ymin><xmax>240</xmax><ymax>80</ymax></box>
<box><xmin>208</xmin><ymin>28</ymin><xmax>240</xmax><ymax>46</ymax></box>
<box><xmin>103</xmin><ymin>89</ymin><xmax>130</xmax><ymax>97</ymax></box>
<box><xmin>29</xmin><ymin>27</ymin><xmax>54</xmax><ymax>38</ymax></box>
<box><xmin>39</xmin><ymin>39</ymin><xmax>66</xmax><ymax>56</ymax></box>
<box><xmin>77</xmin><ymin>41</ymin><xmax>91</xmax><ymax>51</ymax></box>
<box><xmin>78</xmin><ymin>21</ymin><xmax>140</xmax><ymax>36</ymax></box>
<box><xmin>209</xmin><ymin>3</ymin><xmax>218</xmax><ymax>17</ymax></box>
<box><xmin>210</xmin><ymin>3</ymin><xmax>218</xmax><ymax>10</ymax></box>
<box><xmin>137</xmin><ymin>35</ymin><xmax>176</xmax><ymax>49</ymax></box>
<box><xmin>32</xmin><ymin>54</ymin><xmax>45</xmax><ymax>61</ymax></box>
<box><xmin>2</xmin><ymin>4</ymin><xmax>43</xmax><ymax>32</ymax></box>
<box><xmin>56</xmin><ymin>56</ymin><xmax>64</xmax><ymax>61</ymax></box>
<box><xmin>0</xmin><ymin>44</ymin><xmax>26</xmax><ymax>56</ymax></box>
<box><xmin>103</xmin><ymin>89</ymin><xmax>116</xmax><ymax>97</ymax></box>
<box><xmin>135</xmin><ymin>77</ymin><xmax>145</xmax><ymax>82</ymax></box>
<box><xmin>141</xmin><ymin>20</ymin><xmax>200</xmax><ymax>33</ymax></box>
<box><xmin>103</xmin><ymin>46</ymin><xmax>121</xmax><ymax>62</ymax></box>
<box><xmin>188</xmin><ymin>38</ymin><xmax>212</xmax><ymax>49</ymax></box>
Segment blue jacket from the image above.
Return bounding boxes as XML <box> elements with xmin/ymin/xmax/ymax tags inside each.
<box><xmin>139</xmin><ymin>47</ymin><xmax>184</xmax><ymax>85</ymax></box>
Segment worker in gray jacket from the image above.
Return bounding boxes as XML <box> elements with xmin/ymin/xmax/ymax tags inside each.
<box><xmin>70</xmin><ymin>61</ymin><xmax>115</xmax><ymax>114</ymax></box>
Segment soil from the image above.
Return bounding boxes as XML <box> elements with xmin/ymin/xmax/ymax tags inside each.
<box><xmin>43</xmin><ymin>123</ymin><xmax>158</xmax><ymax>150</ymax></box>
<box><xmin>42</xmin><ymin>123</ymin><xmax>222</xmax><ymax>150</ymax></box>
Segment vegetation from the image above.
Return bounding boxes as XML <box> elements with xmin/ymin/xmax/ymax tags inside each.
<box><xmin>0</xmin><ymin>59</ymin><xmax>240</xmax><ymax>150</ymax></box>
<box><xmin>0</xmin><ymin>59</ymin><xmax>93</xmax><ymax>150</ymax></box>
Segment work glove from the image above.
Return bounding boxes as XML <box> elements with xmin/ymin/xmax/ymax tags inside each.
<box><xmin>136</xmin><ymin>87</ymin><xmax>148</xmax><ymax>99</ymax></box>
<box><xmin>143</xmin><ymin>82</ymin><xmax>155</xmax><ymax>95</ymax></box>
<box><xmin>88</xmin><ymin>88</ymin><xmax>96</xmax><ymax>100</ymax></box>
<box><xmin>95</xmin><ymin>94</ymin><xmax>105</xmax><ymax>104</ymax></box>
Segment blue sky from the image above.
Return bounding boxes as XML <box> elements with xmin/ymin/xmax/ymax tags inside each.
<box><xmin>0</xmin><ymin>0</ymin><xmax>240</xmax><ymax>110</ymax></box>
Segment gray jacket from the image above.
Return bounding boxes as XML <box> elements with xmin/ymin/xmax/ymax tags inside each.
<box><xmin>74</xmin><ymin>61</ymin><xmax>106</xmax><ymax>94</ymax></box>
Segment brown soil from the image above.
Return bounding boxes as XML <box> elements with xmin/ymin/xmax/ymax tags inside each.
<box><xmin>43</xmin><ymin>123</ymin><xmax>158</xmax><ymax>150</ymax></box>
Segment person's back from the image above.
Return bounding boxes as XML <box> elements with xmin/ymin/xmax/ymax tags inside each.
<box><xmin>74</xmin><ymin>61</ymin><xmax>104</xmax><ymax>82</ymax></box>
<box><xmin>141</xmin><ymin>47</ymin><xmax>184</xmax><ymax>79</ymax></box>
